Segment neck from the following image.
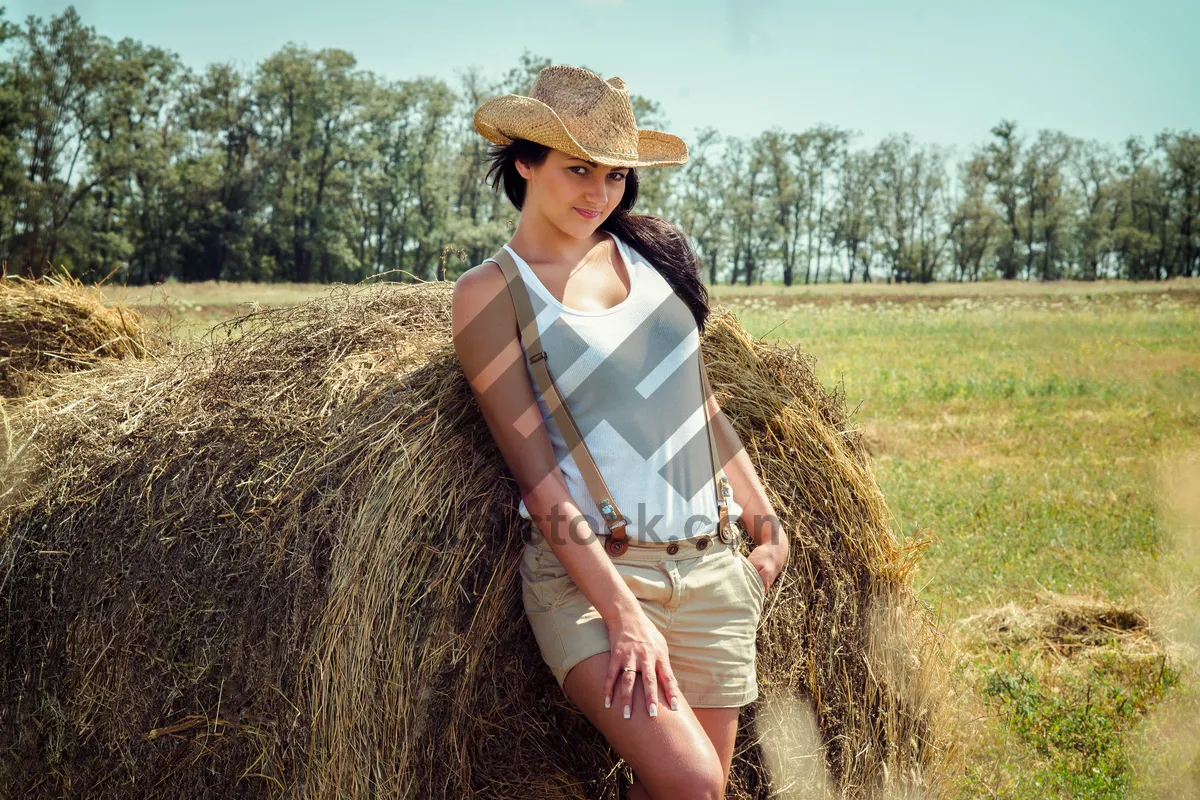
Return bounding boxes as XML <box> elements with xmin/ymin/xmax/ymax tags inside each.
<box><xmin>508</xmin><ymin>205</ymin><xmax>607</xmax><ymax>267</ymax></box>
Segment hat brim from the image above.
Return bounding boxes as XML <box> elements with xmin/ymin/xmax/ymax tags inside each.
<box><xmin>473</xmin><ymin>94</ymin><xmax>688</xmax><ymax>168</ymax></box>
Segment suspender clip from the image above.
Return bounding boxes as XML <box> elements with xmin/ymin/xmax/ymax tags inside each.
<box><xmin>599</xmin><ymin>499</ymin><xmax>631</xmax><ymax>531</ymax></box>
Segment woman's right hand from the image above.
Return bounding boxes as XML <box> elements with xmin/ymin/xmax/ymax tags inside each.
<box><xmin>604</xmin><ymin>608</ymin><xmax>682</xmax><ymax>719</ymax></box>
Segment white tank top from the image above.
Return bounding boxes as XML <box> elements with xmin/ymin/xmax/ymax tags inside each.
<box><xmin>505</xmin><ymin>230</ymin><xmax>743</xmax><ymax>544</ymax></box>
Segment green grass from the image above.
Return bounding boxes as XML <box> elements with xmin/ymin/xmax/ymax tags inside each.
<box><xmin>965</xmin><ymin>649</ymin><xmax>1182</xmax><ymax>798</ymax></box>
<box><xmin>724</xmin><ymin>286</ymin><xmax>1200</xmax><ymax>798</ymax></box>
<box><xmin>726</xmin><ymin>293</ymin><xmax>1200</xmax><ymax>612</ymax></box>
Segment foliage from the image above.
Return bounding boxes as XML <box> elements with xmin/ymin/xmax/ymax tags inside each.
<box><xmin>0</xmin><ymin>6</ymin><xmax>1197</xmax><ymax>285</ymax></box>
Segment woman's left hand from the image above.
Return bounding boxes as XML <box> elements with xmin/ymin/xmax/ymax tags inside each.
<box><xmin>746</xmin><ymin>540</ymin><xmax>789</xmax><ymax>594</ymax></box>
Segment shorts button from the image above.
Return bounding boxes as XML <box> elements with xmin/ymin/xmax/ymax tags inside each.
<box><xmin>695</xmin><ymin>536</ymin><xmax>710</xmax><ymax>551</ymax></box>
<box><xmin>666</xmin><ymin>542</ymin><xmax>680</xmax><ymax>555</ymax></box>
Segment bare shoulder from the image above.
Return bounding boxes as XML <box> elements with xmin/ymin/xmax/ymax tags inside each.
<box><xmin>451</xmin><ymin>259</ymin><xmax>515</xmax><ymax>340</ymax></box>
<box><xmin>453</xmin><ymin>259</ymin><xmax>505</xmax><ymax>304</ymax></box>
<box><xmin>453</xmin><ymin>258</ymin><xmax>506</xmax><ymax>310</ymax></box>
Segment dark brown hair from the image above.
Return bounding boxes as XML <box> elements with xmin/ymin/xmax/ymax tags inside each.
<box><xmin>483</xmin><ymin>138</ymin><xmax>711</xmax><ymax>334</ymax></box>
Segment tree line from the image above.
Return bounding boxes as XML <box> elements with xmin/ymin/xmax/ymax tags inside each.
<box><xmin>3</xmin><ymin>7</ymin><xmax>1197</xmax><ymax>285</ymax></box>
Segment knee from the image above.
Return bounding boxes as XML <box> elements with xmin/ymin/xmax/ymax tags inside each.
<box><xmin>658</xmin><ymin>763</ymin><xmax>725</xmax><ymax>800</ymax></box>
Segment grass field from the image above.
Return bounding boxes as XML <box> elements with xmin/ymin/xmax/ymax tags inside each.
<box><xmin>104</xmin><ymin>276</ymin><xmax>1200</xmax><ymax>799</ymax></box>
<box><xmin>724</xmin><ymin>279</ymin><xmax>1200</xmax><ymax>799</ymax></box>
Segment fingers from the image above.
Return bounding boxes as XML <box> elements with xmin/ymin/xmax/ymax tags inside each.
<box><xmin>662</xmin><ymin>657</ymin><xmax>681</xmax><ymax>714</ymax></box>
<box><xmin>656</xmin><ymin>658</ymin><xmax>683</xmax><ymax>714</ymax></box>
<box><xmin>620</xmin><ymin>659</ymin><xmax>639</xmax><ymax>719</ymax></box>
<box><xmin>603</xmin><ymin>653</ymin><xmax>640</xmax><ymax>717</ymax></box>
<box><xmin>750</xmin><ymin>558</ymin><xmax>771</xmax><ymax>593</ymax></box>
<box><xmin>604</xmin><ymin>654</ymin><xmax>621</xmax><ymax>710</ymax></box>
<box><xmin>605</xmin><ymin>650</ymin><xmax>682</xmax><ymax>719</ymax></box>
<box><xmin>641</xmin><ymin>656</ymin><xmax>660</xmax><ymax>718</ymax></box>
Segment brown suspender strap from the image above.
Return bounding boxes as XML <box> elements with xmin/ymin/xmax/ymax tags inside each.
<box><xmin>487</xmin><ymin>245</ymin><xmax>733</xmax><ymax>554</ymax></box>
<box><xmin>489</xmin><ymin>247</ymin><xmax>632</xmax><ymax>556</ymax></box>
<box><xmin>698</xmin><ymin>355</ymin><xmax>735</xmax><ymax>543</ymax></box>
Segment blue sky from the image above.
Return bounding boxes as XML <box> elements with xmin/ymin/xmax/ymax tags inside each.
<box><xmin>13</xmin><ymin>0</ymin><xmax>1199</xmax><ymax>156</ymax></box>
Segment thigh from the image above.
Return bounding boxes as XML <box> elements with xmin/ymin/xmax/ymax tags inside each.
<box><xmin>562</xmin><ymin>652</ymin><xmax>725</xmax><ymax>798</ymax></box>
<box><xmin>691</xmin><ymin>707</ymin><xmax>740</xmax><ymax>781</ymax></box>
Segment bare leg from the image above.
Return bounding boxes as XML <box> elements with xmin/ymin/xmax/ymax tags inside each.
<box><xmin>692</xmin><ymin>707</ymin><xmax>740</xmax><ymax>793</ymax></box>
<box><xmin>627</xmin><ymin>706</ymin><xmax>739</xmax><ymax>798</ymax></box>
<box><xmin>562</xmin><ymin>652</ymin><xmax>725</xmax><ymax>800</ymax></box>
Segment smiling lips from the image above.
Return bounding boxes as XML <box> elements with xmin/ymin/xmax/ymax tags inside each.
<box><xmin>574</xmin><ymin>207</ymin><xmax>601</xmax><ymax>219</ymax></box>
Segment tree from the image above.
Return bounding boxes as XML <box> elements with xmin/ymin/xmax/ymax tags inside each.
<box><xmin>723</xmin><ymin>136</ymin><xmax>775</xmax><ymax>286</ymax></box>
<box><xmin>1112</xmin><ymin>136</ymin><xmax>1168</xmax><ymax>280</ymax></box>
<box><xmin>984</xmin><ymin>120</ymin><xmax>1024</xmax><ymax>280</ymax></box>
<box><xmin>948</xmin><ymin>153</ymin><xmax>1000</xmax><ymax>282</ymax></box>
<box><xmin>254</xmin><ymin>45</ymin><xmax>365</xmax><ymax>283</ymax></box>
<box><xmin>1158</xmin><ymin>130</ymin><xmax>1200</xmax><ymax>278</ymax></box>
<box><xmin>8</xmin><ymin>7</ymin><xmax>107</xmax><ymax>275</ymax></box>
<box><xmin>761</xmin><ymin>129</ymin><xmax>804</xmax><ymax>286</ymax></box>
<box><xmin>872</xmin><ymin>134</ymin><xmax>924</xmax><ymax>283</ymax></box>
<box><xmin>81</xmin><ymin>37</ymin><xmax>185</xmax><ymax>282</ymax></box>
<box><xmin>831</xmin><ymin>148</ymin><xmax>877</xmax><ymax>283</ymax></box>
<box><xmin>1</xmin><ymin>8</ymin><xmax>1195</xmax><ymax>285</ymax></box>
<box><xmin>1019</xmin><ymin>130</ymin><xmax>1073</xmax><ymax>280</ymax></box>
<box><xmin>675</xmin><ymin>127</ymin><xmax>726</xmax><ymax>284</ymax></box>
<box><xmin>175</xmin><ymin>63</ymin><xmax>258</xmax><ymax>282</ymax></box>
<box><xmin>1070</xmin><ymin>139</ymin><xmax>1118</xmax><ymax>280</ymax></box>
<box><xmin>800</xmin><ymin>125</ymin><xmax>849</xmax><ymax>283</ymax></box>
<box><xmin>0</xmin><ymin>11</ymin><xmax>22</xmax><ymax>255</ymax></box>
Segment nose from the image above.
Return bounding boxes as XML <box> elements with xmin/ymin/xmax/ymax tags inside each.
<box><xmin>583</xmin><ymin>171</ymin><xmax>609</xmax><ymax>205</ymax></box>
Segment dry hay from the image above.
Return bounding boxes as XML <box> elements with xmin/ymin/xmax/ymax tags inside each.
<box><xmin>0</xmin><ymin>266</ymin><xmax>163</xmax><ymax>398</ymax></box>
<box><xmin>0</xmin><ymin>281</ymin><xmax>948</xmax><ymax>799</ymax></box>
<box><xmin>958</xmin><ymin>592</ymin><xmax>1163</xmax><ymax>661</ymax></box>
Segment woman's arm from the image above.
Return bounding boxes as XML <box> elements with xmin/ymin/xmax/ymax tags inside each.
<box><xmin>451</xmin><ymin>262</ymin><xmax>682</xmax><ymax>715</ymax></box>
<box><xmin>704</xmin><ymin>381</ymin><xmax>790</xmax><ymax>590</ymax></box>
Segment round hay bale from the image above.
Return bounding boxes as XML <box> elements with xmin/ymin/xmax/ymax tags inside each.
<box><xmin>0</xmin><ymin>267</ymin><xmax>161</xmax><ymax>398</ymax></box>
<box><xmin>0</xmin><ymin>281</ymin><xmax>949</xmax><ymax>798</ymax></box>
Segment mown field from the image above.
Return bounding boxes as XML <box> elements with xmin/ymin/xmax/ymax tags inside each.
<box><xmin>103</xmin><ymin>276</ymin><xmax>1200</xmax><ymax>799</ymax></box>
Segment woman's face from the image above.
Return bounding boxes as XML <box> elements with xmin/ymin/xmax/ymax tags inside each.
<box><xmin>516</xmin><ymin>148</ymin><xmax>630</xmax><ymax>236</ymax></box>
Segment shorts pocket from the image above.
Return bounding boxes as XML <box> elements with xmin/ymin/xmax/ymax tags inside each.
<box><xmin>522</xmin><ymin>544</ymin><xmax>575</xmax><ymax>611</ymax></box>
<box><xmin>737</xmin><ymin>551</ymin><xmax>767</xmax><ymax>610</ymax></box>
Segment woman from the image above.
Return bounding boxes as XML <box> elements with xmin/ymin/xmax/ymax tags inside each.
<box><xmin>451</xmin><ymin>65</ymin><xmax>789</xmax><ymax>800</ymax></box>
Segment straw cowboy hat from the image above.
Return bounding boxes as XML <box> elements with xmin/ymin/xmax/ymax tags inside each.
<box><xmin>473</xmin><ymin>65</ymin><xmax>688</xmax><ymax>168</ymax></box>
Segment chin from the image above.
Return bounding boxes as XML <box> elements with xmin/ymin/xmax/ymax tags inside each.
<box><xmin>565</xmin><ymin>214</ymin><xmax>601</xmax><ymax>234</ymax></box>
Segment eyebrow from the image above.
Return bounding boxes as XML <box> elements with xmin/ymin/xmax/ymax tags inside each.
<box><xmin>568</xmin><ymin>157</ymin><xmax>628</xmax><ymax>170</ymax></box>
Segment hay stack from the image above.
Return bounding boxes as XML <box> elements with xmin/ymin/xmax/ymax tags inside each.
<box><xmin>0</xmin><ymin>281</ymin><xmax>947</xmax><ymax>799</ymax></box>
<box><xmin>959</xmin><ymin>592</ymin><xmax>1160</xmax><ymax>656</ymax></box>
<box><xmin>0</xmin><ymin>267</ymin><xmax>159</xmax><ymax>398</ymax></box>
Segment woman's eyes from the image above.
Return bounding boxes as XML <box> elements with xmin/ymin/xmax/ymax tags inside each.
<box><xmin>568</xmin><ymin>166</ymin><xmax>626</xmax><ymax>181</ymax></box>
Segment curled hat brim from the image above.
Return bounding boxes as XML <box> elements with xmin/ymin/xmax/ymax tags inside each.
<box><xmin>473</xmin><ymin>94</ymin><xmax>688</xmax><ymax>168</ymax></box>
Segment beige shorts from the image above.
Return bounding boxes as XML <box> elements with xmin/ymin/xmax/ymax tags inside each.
<box><xmin>519</xmin><ymin>528</ymin><xmax>766</xmax><ymax>709</ymax></box>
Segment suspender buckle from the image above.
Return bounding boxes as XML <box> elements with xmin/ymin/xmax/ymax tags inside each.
<box><xmin>599</xmin><ymin>499</ymin><xmax>630</xmax><ymax>532</ymax></box>
<box><xmin>715</xmin><ymin>476</ymin><xmax>736</xmax><ymax>543</ymax></box>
